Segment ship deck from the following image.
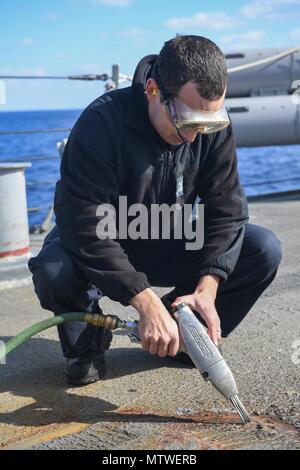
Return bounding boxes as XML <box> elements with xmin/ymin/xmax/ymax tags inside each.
<box><xmin>0</xmin><ymin>194</ymin><xmax>299</xmax><ymax>450</ymax></box>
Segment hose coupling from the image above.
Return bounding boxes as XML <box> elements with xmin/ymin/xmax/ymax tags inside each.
<box><xmin>84</xmin><ymin>313</ymin><xmax>124</xmax><ymax>330</ymax></box>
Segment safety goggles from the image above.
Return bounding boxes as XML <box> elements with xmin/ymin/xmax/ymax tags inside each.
<box><xmin>165</xmin><ymin>97</ymin><xmax>230</xmax><ymax>134</ymax></box>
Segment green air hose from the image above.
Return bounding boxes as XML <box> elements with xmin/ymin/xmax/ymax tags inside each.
<box><xmin>0</xmin><ymin>312</ymin><xmax>125</xmax><ymax>363</ymax></box>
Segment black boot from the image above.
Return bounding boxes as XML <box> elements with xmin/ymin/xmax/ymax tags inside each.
<box><xmin>65</xmin><ymin>328</ymin><xmax>112</xmax><ymax>386</ymax></box>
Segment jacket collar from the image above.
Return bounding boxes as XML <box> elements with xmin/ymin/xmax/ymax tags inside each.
<box><xmin>126</xmin><ymin>54</ymin><xmax>158</xmax><ymax>132</ymax></box>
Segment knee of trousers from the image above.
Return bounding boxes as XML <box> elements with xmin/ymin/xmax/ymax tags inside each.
<box><xmin>255</xmin><ymin>227</ymin><xmax>282</xmax><ymax>275</ymax></box>
<box><xmin>28</xmin><ymin>243</ymin><xmax>83</xmax><ymax>310</ymax></box>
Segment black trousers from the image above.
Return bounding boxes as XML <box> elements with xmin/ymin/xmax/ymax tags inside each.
<box><xmin>28</xmin><ymin>223</ymin><xmax>282</xmax><ymax>358</ymax></box>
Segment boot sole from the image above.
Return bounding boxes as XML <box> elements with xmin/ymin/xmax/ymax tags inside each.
<box><xmin>66</xmin><ymin>368</ymin><xmax>106</xmax><ymax>387</ymax></box>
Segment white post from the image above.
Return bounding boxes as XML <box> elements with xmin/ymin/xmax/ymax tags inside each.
<box><xmin>0</xmin><ymin>162</ymin><xmax>32</xmax><ymax>259</ymax></box>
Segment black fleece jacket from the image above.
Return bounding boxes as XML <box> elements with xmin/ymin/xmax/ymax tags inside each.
<box><xmin>54</xmin><ymin>55</ymin><xmax>249</xmax><ymax>306</ymax></box>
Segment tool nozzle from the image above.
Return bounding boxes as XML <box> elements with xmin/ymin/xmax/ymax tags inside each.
<box><xmin>230</xmin><ymin>395</ymin><xmax>251</xmax><ymax>424</ymax></box>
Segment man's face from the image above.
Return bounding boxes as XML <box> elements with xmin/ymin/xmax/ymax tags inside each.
<box><xmin>146</xmin><ymin>79</ymin><xmax>226</xmax><ymax>146</ymax></box>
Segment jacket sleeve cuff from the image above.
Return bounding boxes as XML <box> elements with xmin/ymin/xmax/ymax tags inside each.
<box><xmin>197</xmin><ymin>267</ymin><xmax>228</xmax><ymax>283</ymax></box>
<box><xmin>118</xmin><ymin>280</ymin><xmax>151</xmax><ymax>306</ymax></box>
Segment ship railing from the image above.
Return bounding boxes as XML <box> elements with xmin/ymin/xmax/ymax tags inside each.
<box><xmin>1</xmin><ymin>126</ymin><xmax>300</xmax><ymax>234</ymax></box>
<box><xmin>1</xmin><ymin>53</ymin><xmax>300</xmax><ymax>236</ymax></box>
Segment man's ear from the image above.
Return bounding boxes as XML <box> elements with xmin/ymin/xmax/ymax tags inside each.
<box><xmin>145</xmin><ymin>78</ymin><xmax>159</xmax><ymax>102</ymax></box>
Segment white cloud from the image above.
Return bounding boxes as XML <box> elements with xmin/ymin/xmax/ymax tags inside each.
<box><xmin>56</xmin><ymin>53</ymin><xmax>70</xmax><ymax>60</ymax></box>
<box><xmin>241</xmin><ymin>1</ymin><xmax>273</xmax><ymax>18</ymax></box>
<box><xmin>222</xmin><ymin>42</ymin><xmax>262</xmax><ymax>51</ymax></box>
<box><xmin>165</xmin><ymin>12</ymin><xmax>244</xmax><ymax>31</ymax></box>
<box><xmin>0</xmin><ymin>68</ymin><xmax>13</xmax><ymax>75</ymax></box>
<box><xmin>91</xmin><ymin>0</ymin><xmax>133</xmax><ymax>6</ymax></box>
<box><xmin>221</xmin><ymin>31</ymin><xmax>266</xmax><ymax>45</ymax></box>
<box><xmin>18</xmin><ymin>67</ymin><xmax>48</xmax><ymax>76</ymax></box>
<box><xmin>241</xmin><ymin>0</ymin><xmax>300</xmax><ymax>19</ymax></box>
<box><xmin>80</xmin><ymin>63</ymin><xmax>104</xmax><ymax>73</ymax></box>
<box><xmin>0</xmin><ymin>67</ymin><xmax>47</xmax><ymax>76</ymax></box>
<box><xmin>267</xmin><ymin>12</ymin><xmax>296</xmax><ymax>19</ymax></box>
<box><xmin>45</xmin><ymin>12</ymin><xmax>58</xmax><ymax>21</ymax></box>
<box><xmin>290</xmin><ymin>28</ymin><xmax>300</xmax><ymax>39</ymax></box>
<box><xmin>2</xmin><ymin>67</ymin><xmax>48</xmax><ymax>88</ymax></box>
<box><xmin>120</xmin><ymin>28</ymin><xmax>145</xmax><ymax>44</ymax></box>
<box><xmin>121</xmin><ymin>28</ymin><xmax>143</xmax><ymax>37</ymax></box>
<box><xmin>19</xmin><ymin>38</ymin><xmax>35</xmax><ymax>46</ymax></box>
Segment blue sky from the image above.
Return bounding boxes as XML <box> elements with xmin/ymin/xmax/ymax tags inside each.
<box><xmin>0</xmin><ymin>0</ymin><xmax>300</xmax><ymax>111</ymax></box>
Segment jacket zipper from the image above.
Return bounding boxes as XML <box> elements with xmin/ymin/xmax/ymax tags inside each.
<box><xmin>160</xmin><ymin>151</ymin><xmax>173</xmax><ymax>196</ymax></box>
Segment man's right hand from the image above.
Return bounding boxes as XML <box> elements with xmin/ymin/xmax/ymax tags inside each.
<box><xmin>129</xmin><ymin>288</ymin><xmax>180</xmax><ymax>357</ymax></box>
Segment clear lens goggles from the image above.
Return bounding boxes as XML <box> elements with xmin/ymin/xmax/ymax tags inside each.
<box><xmin>166</xmin><ymin>97</ymin><xmax>230</xmax><ymax>134</ymax></box>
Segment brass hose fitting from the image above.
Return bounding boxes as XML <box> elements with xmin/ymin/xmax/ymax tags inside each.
<box><xmin>84</xmin><ymin>313</ymin><xmax>124</xmax><ymax>330</ymax></box>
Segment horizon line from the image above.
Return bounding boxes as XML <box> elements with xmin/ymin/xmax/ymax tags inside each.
<box><xmin>0</xmin><ymin>107</ymin><xmax>83</xmax><ymax>113</ymax></box>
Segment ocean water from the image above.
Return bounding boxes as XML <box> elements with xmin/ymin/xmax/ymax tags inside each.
<box><xmin>0</xmin><ymin>109</ymin><xmax>300</xmax><ymax>228</ymax></box>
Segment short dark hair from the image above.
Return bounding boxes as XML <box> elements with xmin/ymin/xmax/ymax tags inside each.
<box><xmin>154</xmin><ymin>35</ymin><xmax>227</xmax><ymax>101</ymax></box>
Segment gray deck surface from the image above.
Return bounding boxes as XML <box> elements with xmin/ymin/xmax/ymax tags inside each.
<box><xmin>0</xmin><ymin>195</ymin><xmax>299</xmax><ymax>450</ymax></box>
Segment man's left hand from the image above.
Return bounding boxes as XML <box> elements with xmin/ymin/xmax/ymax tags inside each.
<box><xmin>171</xmin><ymin>275</ymin><xmax>221</xmax><ymax>346</ymax></box>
